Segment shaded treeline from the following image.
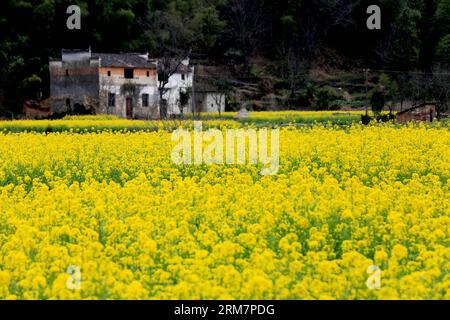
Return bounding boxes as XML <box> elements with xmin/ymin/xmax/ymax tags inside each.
<box><xmin>0</xmin><ymin>0</ymin><xmax>449</xmax><ymax>113</ymax></box>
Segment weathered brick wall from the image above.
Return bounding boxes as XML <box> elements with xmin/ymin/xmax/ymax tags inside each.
<box><xmin>50</xmin><ymin>60</ymin><xmax>100</xmax><ymax>113</ymax></box>
<box><xmin>396</xmin><ymin>105</ymin><xmax>437</xmax><ymax>123</ymax></box>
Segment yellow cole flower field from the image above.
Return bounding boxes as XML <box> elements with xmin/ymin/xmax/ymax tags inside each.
<box><xmin>0</xmin><ymin>123</ymin><xmax>448</xmax><ymax>300</ymax></box>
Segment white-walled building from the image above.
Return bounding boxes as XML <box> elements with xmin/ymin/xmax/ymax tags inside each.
<box><xmin>193</xmin><ymin>65</ymin><xmax>227</xmax><ymax>113</ymax></box>
<box><xmin>97</xmin><ymin>53</ymin><xmax>159</xmax><ymax>119</ymax></box>
<box><xmin>195</xmin><ymin>92</ymin><xmax>225</xmax><ymax>113</ymax></box>
<box><xmin>50</xmin><ymin>49</ymin><xmax>159</xmax><ymax>118</ymax></box>
<box><xmin>160</xmin><ymin>58</ymin><xmax>194</xmax><ymax>115</ymax></box>
<box><xmin>50</xmin><ymin>49</ymin><xmax>222</xmax><ymax>118</ymax></box>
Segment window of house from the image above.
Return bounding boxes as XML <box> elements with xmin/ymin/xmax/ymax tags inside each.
<box><xmin>142</xmin><ymin>94</ymin><xmax>149</xmax><ymax>107</ymax></box>
<box><xmin>66</xmin><ymin>98</ymin><xmax>71</xmax><ymax>107</ymax></box>
<box><xmin>146</xmin><ymin>71</ymin><xmax>150</xmax><ymax>77</ymax></box>
<box><xmin>124</xmin><ymin>68</ymin><xmax>134</xmax><ymax>79</ymax></box>
<box><xmin>107</xmin><ymin>70</ymin><xmax>111</xmax><ymax>77</ymax></box>
<box><xmin>181</xmin><ymin>74</ymin><xmax>185</xmax><ymax>80</ymax></box>
<box><xmin>108</xmin><ymin>93</ymin><xmax>115</xmax><ymax>107</ymax></box>
<box><xmin>65</xmin><ymin>69</ymin><xmax>69</xmax><ymax>76</ymax></box>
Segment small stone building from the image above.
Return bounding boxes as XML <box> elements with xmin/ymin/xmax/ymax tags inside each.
<box><xmin>195</xmin><ymin>92</ymin><xmax>225</xmax><ymax>113</ymax></box>
<box><xmin>50</xmin><ymin>49</ymin><xmax>159</xmax><ymax>119</ymax></box>
<box><xmin>396</xmin><ymin>103</ymin><xmax>438</xmax><ymax>123</ymax></box>
<box><xmin>193</xmin><ymin>65</ymin><xmax>226</xmax><ymax>113</ymax></box>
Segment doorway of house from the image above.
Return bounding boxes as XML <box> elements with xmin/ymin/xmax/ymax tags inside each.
<box><xmin>126</xmin><ymin>97</ymin><xmax>133</xmax><ymax>118</ymax></box>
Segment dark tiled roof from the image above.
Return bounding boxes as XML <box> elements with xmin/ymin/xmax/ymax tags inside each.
<box><xmin>157</xmin><ymin>60</ymin><xmax>193</xmax><ymax>74</ymax></box>
<box><xmin>194</xmin><ymin>65</ymin><xmax>231</xmax><ymax>92</ymax></box>
<box><xmin>93</xmin><ymin>53</ymin><xmax>156</xmax><ymax>69</ymax></box>
<box><xmin>62</xmin><ymin>48</ymin><xmax>91</xmax><ymax>54</ymax></box>
<box><xmin>172</xmin><ymin>62</ymin><xmax>193</xmax><ymax>74</ymax></box>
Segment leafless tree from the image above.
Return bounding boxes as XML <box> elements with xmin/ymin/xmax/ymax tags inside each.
<box><xmin>297</xmin><ymin>0</ymin><xmax>353</xmax><ymax>57</ymax></box>
<box><xmin>210</xmin><ymin>92</ymin><xmax>225</xmax><ymax>117</ymax></box>
<box><xmin>226</xmin><ymin>0</ymin><xmax>267</xmax><ymax>76</ymax></box>
<box><xmin>401</xmin><ymin>67</ymin><xmax>450</xmax><ymax>115</ymax></box>
<box><xmin>279</xmin><ymin>0</ymin><xmax>352</xmax><ymax>93</ymax></box>
<box><xmin>157</xmin><ymin>52</ymin><xmax>190</xmax><ymax>119</ymax></box>
<box><xmin>429</xmin><ymin>67</ymin><xmax>450</xmax><ymax>115</ymax></box>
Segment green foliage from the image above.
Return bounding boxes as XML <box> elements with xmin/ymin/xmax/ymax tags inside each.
<box><xmin>0</xmin><ymin>0</ymin><xmax>449</xmax><ymax>115</ymax></box>
<box><xmin>316</xmin><ymin>88</ymin><xmax>331</xmax><ymax>110</ymax></box>
<box><xmin>22</xmin><ymin>74</ymin><xmax>42</xmax><ymax>100</ymax></box>
<box><xmin>436</xmin><ymin>34</ymin><xmax>450</xmax><ymax>64</ymax></box>
<box><xmin>435</xmin><ymin>0</ymin><xmax>450</xmax><ymax>34</ymax></box>
<box><xmin>316</xmin><ymin>86</ymin><xmax>342</xmax><ymax>111</ymax></box>
<box><xmin>62</xmin><ymin>115</ymin><xmax>122</xmax><ymax>120</ymax></box>
<box><xmin>390</xmin><ymin>5</ymin><xmax>422</xmax><ymax>68</ymax></box>
<box><xmin>291</xmin><ymin>82</ymin><xmax>317</xmax><ymax>108</ymax></box>
<box><xmin>370</xmin><ymin>89</ymin><xmax>386</xmax><ymax>115</ymax></box>
<box><xmin>378</xmin><ymin>73</ymin><xmax>399</xmax><ymax>109</ymax></box>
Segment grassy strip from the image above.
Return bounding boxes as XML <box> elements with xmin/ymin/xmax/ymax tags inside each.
<box><xmin>0</xmin><ymin>119</ymin><xmax>240</xmax><ymax>133</ymax></box>
<box><xmin>190</xmin><ymin>111</ymin><xmax>372</xmax><ymax>125</ymax></box>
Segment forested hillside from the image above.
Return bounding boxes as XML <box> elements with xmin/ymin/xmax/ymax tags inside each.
<box><xmin>1</xmin><ymin>0</ymin><xmax>449</xmax><ymax>114</ymax></box>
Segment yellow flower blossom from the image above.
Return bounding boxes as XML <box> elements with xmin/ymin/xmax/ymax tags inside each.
<box><xmin>0</xmin><ymin>121</ymin><xmax>447</xmax><ymax>299</ymax></box>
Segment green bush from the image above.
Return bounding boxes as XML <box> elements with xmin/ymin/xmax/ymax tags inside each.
<box><xmin>316</xmin><ymin>86</ymin><xmax>342</xmax><ymax>110</ymax></box>
<box><xmin>370</xmin><ymin>89</ymin><xmax>386</xmax><ymax>115</ymax></box>
<box><xmin>290</xmin><ymin>82</ymin><xmax>317</xmax><ymax>108</ymax></box>
<box><xmin>436</xmin><ymin>34</ymin><xmax>450</xmax><ymax>64</ymax></box>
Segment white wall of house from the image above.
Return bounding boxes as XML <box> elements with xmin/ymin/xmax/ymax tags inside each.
<box><xmin>161</xmin><ymin>67</ymin><xmax>194</xmax><ymax>115</ymax></box>
<box><xmin>99</xmin><ymin>84</ymin><xmax>122</xmax><ymax>116</ymax></box>
<box><xmin>134</xmin><ymin>86</ymin><xmax>159</xmax><ymax>119</ymax></box>
<box><xmin>53</xmin><ymin>51</ymin><xmax>224</xmax><ymax>118</ymax></box>
<box><xmin>195</xmin><ymin>92</ymin><xmax>226</xmax><ymax>113</ymax></box>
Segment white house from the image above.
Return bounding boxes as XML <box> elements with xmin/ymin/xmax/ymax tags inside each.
<box><xmin>193</xmin><ymin>65</ymin><xmax>226</xmax><ymax>113</ymax></box>
<box><xmin>50</xmin><ymin>49</ymin><xmax>223</xmax><ymax>119</ymax></box>
<box><xmin>50</xmin><ymin>49</ymin><xmax>159</xmax><ymax>119</ymax></box>
<box><xmin>161</xmin><ymin>58</ymin><xmax>194</xmax><ymax>116</ymax></box>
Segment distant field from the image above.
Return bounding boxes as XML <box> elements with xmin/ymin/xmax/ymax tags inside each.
<box><xmin>0</xmin><ymin>111</ymin><xmax>394</xmax><ymax>133</ymax></box>
<box><xmin>193</xmin><ymin>110</ymin><xmax>369</xmax><ymax>125</ymax></box>
<box><xmin>0</xmin><ymin>118</ymin><xmax>240</xmax><ymax>133</ymax></box>
<box><xmin>0</xmin><ymin>111</ymin><xmax>446</xmax><ymax>133</ymax></box>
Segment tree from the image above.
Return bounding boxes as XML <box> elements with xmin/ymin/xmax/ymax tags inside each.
<box><xmin>370</xmin><ymin>89</ymin><xmax>386</xmax><ymax>115</ymax></box>
<box><xmin>417</xmin><ymin>0</ymin><xmax>439</xmax><ymax>71</ymax></box>
<box><xmin>436</xmin><ymin>34</ymin><xmax>450</xmax><ymax>64</ymax></box>
<box><xmin>316</xmin><ymin>87</ymin><xmax>332</xmax><ymax>110</ymax></box>
<box><xmin>0</xmin><ymin>0</ymin><xmax>448</xmax><ymax>115</ymax></box>
<box><xmin>157</xmin><ymin>54</ymin><xmax>189</xmax><ymax>119</ymax></box>
<box><xmin>378</xmin><ymin>73</ymin><xmax>399</xmax><ymax>113</ymax></box>
<box><xmin>22</xmin><ymin>74</ymin><xmax>42</xmax><ymax>100</ymax></box>
<box><xmin>211</xmin><ymin>78</ymin><xmax>231</xmax><ymax>117</ymax></box>
<box><xmin>138</xmin><ymin>1</ymin><xmax>224</xmax><ymax>56</ymax></box>
<box><xmin>225</xmin><ymin>0</ymin><xmax>267</xmax><ymax>76</ymax></box>
<box><xmin>381</xmin><ymin>5</ymin><xmax>422</xmax><ymax>69</ymax></box>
